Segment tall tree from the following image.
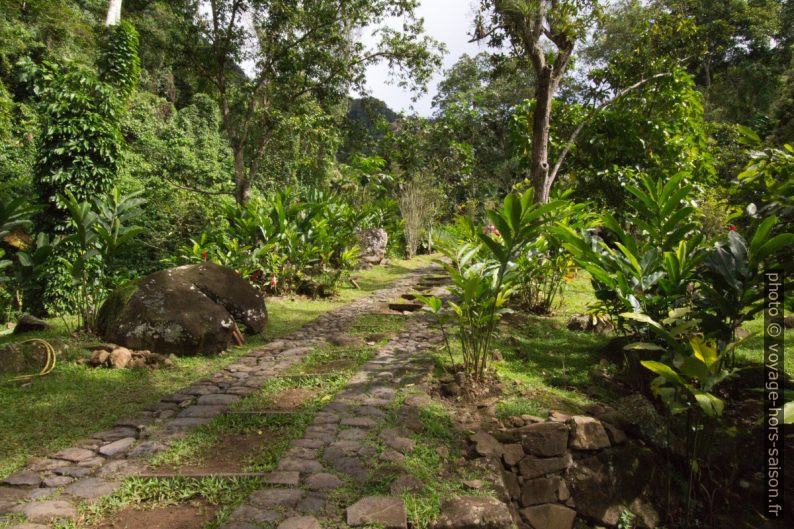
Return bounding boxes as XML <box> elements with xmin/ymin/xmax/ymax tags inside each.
<box><xmin>476</xmin><ymin>0</ymin><xmax>600</xmax><ymax>203</ymax></box>
<box><xmin>185</xmin><ymin>0</ymin><xmax>443</xmax><ymax>204</ymax></box>
<box><xmin>106</xmin><ymin>0</ymin><xmax>123</xmax><ymax>26</ymax></box>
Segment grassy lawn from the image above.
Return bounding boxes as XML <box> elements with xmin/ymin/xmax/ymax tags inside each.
<box><xmin>0</xmin><ymin>255</ymin><xmax>435</xmax><ymax>479</ymax></box>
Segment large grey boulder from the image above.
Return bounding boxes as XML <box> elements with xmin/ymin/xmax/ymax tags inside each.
<box><xmin>98</xmin><ymin>262</ymin><xmax>267</xmax><ymax>356</ymax></box>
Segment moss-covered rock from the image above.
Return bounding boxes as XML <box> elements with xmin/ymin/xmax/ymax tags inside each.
<box><xmin>98</xmin><ymin>262</ymin><xmax>267</xmax><ymax>356</ymax></box>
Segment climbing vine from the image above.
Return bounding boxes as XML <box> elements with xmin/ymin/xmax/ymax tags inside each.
<box><xmin>98</xmin><ymin>21</ymin><xmax>141</xmax><ymax>101</ymax></box>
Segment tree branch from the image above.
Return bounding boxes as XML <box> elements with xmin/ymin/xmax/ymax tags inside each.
<box><xmin>548</xmin><ymin>71</ymin><xmax>674</xmax><ymax>183</ymax></box>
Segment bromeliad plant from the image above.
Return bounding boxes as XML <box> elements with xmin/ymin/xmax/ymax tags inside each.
<box><xmin>418</xmin><ymin>189</ymin><xmax>561</xmax><ymax>381</ymax></box>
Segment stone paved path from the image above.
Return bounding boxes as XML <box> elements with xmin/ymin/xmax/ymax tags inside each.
<box><xmin>0</xmin><ymin>267</ymin><xmax>439</xmax><ymax>528</ymax></box>
<box><xmin>220</xmin><ymin>309</ymin><xmax>443</xmax><ymax>529</ymax></box>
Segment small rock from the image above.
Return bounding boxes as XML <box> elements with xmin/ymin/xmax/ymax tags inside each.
<box><xmin>341</xmin><ymin>417</ymin><xmax>377</xmax><ymax>428</ymax></box>
<box><xmin>501</xmin><ymin>443</ymin><xmax>524</xmax><ymax>466</ymax></box>
<box><xmin>2</xmin><ymin>471</ymin><xmax>41</xmax><ymax>487</ymax></box>
<box><xmin>470</xmin><ymin>431</ymin><xmax>502</xmax><ymax>457</ymax></box>
<box><xmin>520</xmin><ymin>503</ymin><xmax>577</xmax><ymax>529</ymax></box>
<box><xmin>306</xmin><ymin>473</ymin><xmax>343</xmax><ymax>490</ymax></box>
<box><xmin>12</xmin><ymin>500</ymin><xmax>76</xmax><ymax>522</ymax></box>
<box><xmin>262</xmin><ymin>471</ymin><xmax>301</xmax><ymax>487</ymax></box>
<box><xmin>347</xmin><ymin>496</ymin><xmax>407</xmax><ymax>529</ymax></box>
<box><xmin>520</xmin><ymin>476</ymin><xmax>562</xmax><ymax>506</ymax></box>
<box><xmin>128</xmin><ymin>440</ymin><xmax>167</xmax><ymax>458</ymax></box>
<box><xmin>390</xmin><ymin>475</ymin><xmax>424</xmax><ymax>494</ymax></box>
<box><xmin>518</xmin><ymin>453</ymin><xmax>572</xmax><ymax>479</ymax></box>
<box><xmin>13</xmin><ymin>314</ymin><xmax>51</xmax><ymax>334</ymax></box>
<box><xmin>568</xmin><ymin>416</ymin><xmax>611</xmax><ymax>450</ymax></box>
<box><xmin>278</xmin><ymin>515</ymin><xmax>322</xmax><ymax>529</ymax></box>
<box><xmin>602</xmin><ymin>422</ymin><xmax>627</xmax><ymax>445</ymax></box>
<box><xmin>380</xmin><ymin>449</ymin><xmax>405</xmax><ymax>463</ymax></box>
<box><xmin>434</xmin><ymin>496</ymin><xmax>513</xmax><ymax>529</ymax></box>
<box><xmin>53</xmin><ymin>447</ymin><xmax>96</xmax><ymax>463</ymax></box>
<box><xmin>196</xmin><ymin>393</ymin><xmax>240</xmax><ymax>405</ymax></box>
<box><xmin>43</xmin><ymin>476</ymin><xmax>73</xmax><ymax>488</ymax></box>
<box><xmin>277</xmin><ymin>458</ymin><xmax>323</xmax><ymax>474</ymax></box>
<box><xmin>463</xmin><ymin>480</ymin><xmax>484</xmax><ymax>490</ymax></box>
<box><xmin>250</xmin><ymin>488</ymin><xmax>304</xmax><ymax>508</ymax></box>
<box><xmin>29</xmin><ymin>488</ymin><xmax>56</xmax><ymax>500</ymax></box>
<box><xmin>64</xmin><ymin>478</ymin><xmax>119</xmax><ymax>500</ymax></box>
<box><xmin>520</xmin><ymin>422</ymin><xmax>569</xmax><ymax>457</ymax></box>
<box><xmin>99</xmin><ymin>437</ymin><xmax>135</xmax><ymax>458</ymax></box>
<box><xmin>109</xmin><ymin>347</ymin><xmax>133</xmax><ymax>368</ymax></box>
<box><xmin>54</xmin><ymin>466</ymin><xmax>92</xmax><ymax>478</ymax></box>
<box><xmin>441</xmin><ymin>382</ymin><xmax>461</xmax><ymax>397</ymax></box>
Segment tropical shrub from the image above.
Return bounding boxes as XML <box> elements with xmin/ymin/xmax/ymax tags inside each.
<box><xmin>623</xmin><ymin>308</ymin><xmax>749</xmax><ymax>524</ymax></box>
<box><xmin>175</xmin><ymin>187</ymin><xmax>363</xmax><ymax>297</ymax></box>
<box><xmin>554</xmin><ymin>172</ymin><xmax>705</xmax><ymax>329</ymax></box>
<box><xmin>419</xmin><ymin>189</ymin><xmax>561</xmax><ymax>380</ymax></box>
<box><xmin>696</xmin><ymin>217</ymin><xmax>793</xmax><ymax>359</ymax></box>
<box><xmin>58</xmin><ymin>189</ymin><xmax>145</xmax><ymax>331</ymax></box>
<box><xmin>512</xmin><ymin>196</ymin><xmax>585</xmax><ymax>314</ymax></box>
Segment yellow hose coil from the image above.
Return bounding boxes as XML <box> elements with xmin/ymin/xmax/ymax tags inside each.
<box><xmin>8</xmin><ymin>339</ymin><xmax>57</xmax><ymax>382</ymax></box>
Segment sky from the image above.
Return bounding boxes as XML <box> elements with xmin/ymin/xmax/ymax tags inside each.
<box><xmin>353</xmin><ymin>0</ymin><xmax>489</xmax><ymax>117</ymax></box>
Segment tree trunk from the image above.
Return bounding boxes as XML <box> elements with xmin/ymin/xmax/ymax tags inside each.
<box><xmin>106</xmin><ymin>0</ymin><xmax>122</xmax><ymax>26</ymax></box>
<box><xmin>233</xmin><ymin>149</ymin><xmax>251</xmax><ymax>205</ymax></box>
<box><xmin>529</xmin><ymin>68</ymin><xmax>553</xmax><ymax>203</ymax></box>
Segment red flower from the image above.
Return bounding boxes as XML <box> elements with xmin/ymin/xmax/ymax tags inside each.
<box><xmin>729</xmin><ymin>225</ymin><xmax>737</xmax><ymax>232</ymax></box>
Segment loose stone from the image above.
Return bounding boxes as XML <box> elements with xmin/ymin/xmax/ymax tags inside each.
<box><xmin>346</xmin><ymin>496</ymin><xmax>407</xmax><ymax>529</ymax></box>
<box><xmin>99</xmin><ymin>437</ymin><xmax>135</xmax><ymax>458</ymax></box>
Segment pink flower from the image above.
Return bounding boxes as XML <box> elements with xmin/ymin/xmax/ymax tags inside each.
<box><xmin>484</xmin><ymin>225</ymin><xmax>501</xmax><ymax>236</ymax></box>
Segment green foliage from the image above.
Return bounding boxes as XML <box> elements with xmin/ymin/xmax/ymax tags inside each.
<box><xmin>174</xmin><ymin>188</ymin><xmax>362</xmax><ymax>297</ymax></box>
<box><xmin>58</xmin><ymin>189</ymin><xmax>145</xmax><ymax>331</ymax></box>
<box><xmin>30</xmin><ymin>60</ymin><xmax>122</xmax><ymax>229</ymax></box>
<box><xmin>696</xmin><ymin>218</ymin><xmax>794</xmax><ymax>354</ymax></box>
<box><xmin>511</xmin><ymin>196</ymin><xmax>585</xmax><ymax>314</ymax></box>
<box><xmin>419</xmin><ymin>189</ymin><xmax>562</xmax><ymax>380</ymax></box>
<box><xmin>98</xmin><ymin>21</ymin><xmax>141</xmax><ymax>100</ymax></box>
<box><xmin>555</xmin><ymin>172</ymin><xmax>705</xmax><ymax>326</ymax></box>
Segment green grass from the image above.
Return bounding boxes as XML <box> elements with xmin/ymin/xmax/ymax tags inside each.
<box><xmin>0</xmin><ymin>255</ymin><xmax>434</xmax><ymax>479</ymax></box>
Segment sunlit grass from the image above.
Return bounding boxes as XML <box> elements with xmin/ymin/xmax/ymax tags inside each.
<box><xmin>0</xmin><ymin>256</ymin><xmax>433</xmax><ymax>479</ymax></box>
